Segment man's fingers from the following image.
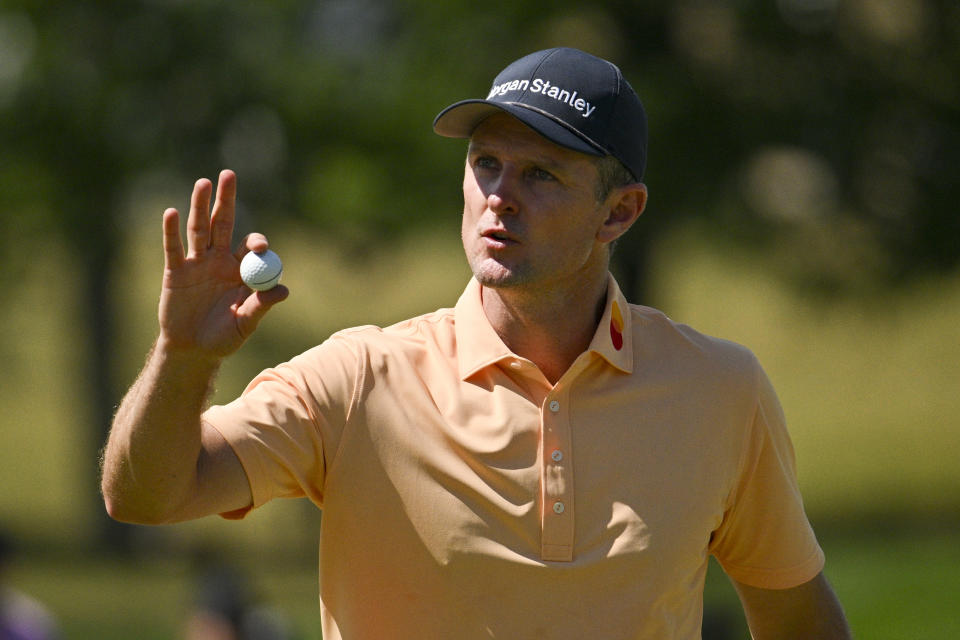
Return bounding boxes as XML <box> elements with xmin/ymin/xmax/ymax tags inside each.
<box><xmin>233</xmin><ymin>232</ymin><xmax>269</xmax><ymax>260</ymax></box>
<box><xmin>162</xmin><ymin>208</ymin><xmax>185</xmax><ymax>270</ymax></box>
<box><xmin>186</xmin><ymin>178</ymin><xmax>213</xmax><ymax>258</ymax></box>
<box><xmin>210</xmin><ymin>169</ymin><xmax>237</xmax><ymax>250</ymax></box>
<box><xmin>235</xmin><ymin>285</ymin><xmax>290</xmax><ymax>339</ymax></box>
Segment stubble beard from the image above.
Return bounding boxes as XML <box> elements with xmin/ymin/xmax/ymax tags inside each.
<box><xmin>468</xmin><ymin>256</ymin><xmax>531</xmax><ymax>290</ymax></box>
<box><xmin>462</xmin><ymin>224</ymin><xmax>531</xmax><ymax>290</ymax></box>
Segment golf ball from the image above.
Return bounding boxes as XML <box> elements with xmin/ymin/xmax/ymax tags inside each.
<box><xmin>240</xmin><ymin>249</ymin><xmax>283</xmax><ymax>291</ymax></box>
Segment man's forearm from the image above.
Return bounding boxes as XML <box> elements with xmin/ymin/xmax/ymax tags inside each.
<box><xmin>100</xmin><ymin>339</ymin><xmax>221</xmax><ymax>524</ymax></box>
<box><xmin>735</xmin><ymin>573</ymin><xmax>852</xmax><ymax>640</ymax></box>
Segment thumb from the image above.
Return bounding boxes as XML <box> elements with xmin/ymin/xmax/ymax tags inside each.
<box><xmin>235</xmin><ymin>285</ymin><xmax>290</xmax><ymax>339</ymax></box>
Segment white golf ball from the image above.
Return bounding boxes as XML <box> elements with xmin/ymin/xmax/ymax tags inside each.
<box><xmin>240</xmin><ymin>249</ymin><xmax>283</xmax><ymax>291</ymax></box>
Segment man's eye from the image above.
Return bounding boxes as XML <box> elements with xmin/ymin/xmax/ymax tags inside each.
<box><xmin>474</xmin><ymin>156</ymin><xmax>498</xmax><ymax>170</ymax></box>
<box><xmin>531</xmin><ymin>167</ymin><xmax>555</xmax><ymax>181</ymax></box>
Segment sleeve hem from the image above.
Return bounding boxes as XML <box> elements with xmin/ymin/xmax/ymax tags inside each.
<box><xmin>720</xmin><ymin>546</ymin><xmax>826</xmax><ymax>590</ymax></box>
<box><xmin>203</xmin><ymin>414</ymin><xmax>270</xmax><ymax>519</ymax></box>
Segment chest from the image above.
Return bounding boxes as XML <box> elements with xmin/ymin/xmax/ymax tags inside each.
<box><xmin>328</xmin><ymin>362</ymin><xmax>746</xmax><ymax>568</ymax></box>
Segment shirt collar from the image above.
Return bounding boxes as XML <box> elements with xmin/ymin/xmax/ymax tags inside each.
<box><xmin>454</xmin><ymin>278</ymin><xmax>516</xmax><ymax>380</ymax></box>
<box><xmin>454</xmin><ymin>273</ymin><xmax>634</xmax><ymax>381</ymax></box>
<box><xmin>588</xmin><ymin>273</ymin><xmax>634</xmax><ymax>374</ymax></box>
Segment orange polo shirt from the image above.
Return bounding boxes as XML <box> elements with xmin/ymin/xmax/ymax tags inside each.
<box><xmin>204</xmin><ymin>274</ymin><xmax>824</xmax><ymax>639</ymax></box>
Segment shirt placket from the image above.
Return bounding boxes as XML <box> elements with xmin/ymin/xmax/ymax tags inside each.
<box><xmin>540</xmin><ymin>383</ymin><xmax>575</xmax><ymax>562</ymax></box>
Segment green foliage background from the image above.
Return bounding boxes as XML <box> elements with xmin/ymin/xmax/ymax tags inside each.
<box><xmin>0</xmin><ymin>1</ymin><xmax>958</xmax><ymax>637</ymax></box>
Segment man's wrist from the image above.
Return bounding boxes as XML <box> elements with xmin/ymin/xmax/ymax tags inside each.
<box><xmin>153</xmin><ymin>334</ymin><xmax>224</xmax><ymax>376</ymax></box>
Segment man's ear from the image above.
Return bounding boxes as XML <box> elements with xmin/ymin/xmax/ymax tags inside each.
<box><xmin>597</xmin><ymin>183</ymin><xmax>647</xmax><ymax>244</ymax></box>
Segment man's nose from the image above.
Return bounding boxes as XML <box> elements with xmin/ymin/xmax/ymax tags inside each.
<box><xmin>486</xmin><ymin>169</ymin><xmax>520</xmax><ymax>215</ymax></box>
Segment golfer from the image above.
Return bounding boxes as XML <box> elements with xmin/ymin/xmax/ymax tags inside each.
<box><xmin>101</xmin><ymin>47</ymin><xmax>851</xmax><ymax>639</ymax></box>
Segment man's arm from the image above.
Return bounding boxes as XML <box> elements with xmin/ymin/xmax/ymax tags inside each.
<box><xmin>101</xmin><ymin>342</ymin><xmax>252</xmax><ymax>524</ymax></box>
<box><xmin>100</xmin><ymin>170</ymin><xmax>287</xmax><ymax>524</ymax></box>
<box><xmin>733</xmin><ymin>571</ymin><xmax>852</xmax><ymax>639</ymax></box>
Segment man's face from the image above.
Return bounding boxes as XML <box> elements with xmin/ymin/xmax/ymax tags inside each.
<box><xmin>462</xmin><ymin>113</ymin><xmax>612</xmax><ymax>293</ymax></box>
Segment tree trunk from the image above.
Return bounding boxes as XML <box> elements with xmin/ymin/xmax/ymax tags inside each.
<box><xmin>83</xmin><ymin>239</ymin><xmax>138</xmax><ymax>551</ymax></box>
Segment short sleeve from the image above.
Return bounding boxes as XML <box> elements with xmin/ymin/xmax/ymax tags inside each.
<box><xmin>203</xmin><ymin>335</ymin><xmax>361</xmax><ymax>518</ymax></box>
<box><xmin>708</xmin><ymin>365</ymin><xmax>825</xmax><ymax>589</ymax></box>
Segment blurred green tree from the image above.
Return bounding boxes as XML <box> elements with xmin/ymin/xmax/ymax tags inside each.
<box><xmin>0</xmin><ymin>0</ymin><xmax>957</xmax><ymax>548</ymax></box>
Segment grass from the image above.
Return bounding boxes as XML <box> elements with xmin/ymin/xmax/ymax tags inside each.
<box><xmin>649</xmin><ymin>227</ymin><xmax>960</xmax><ymax>522</ymax></box>
<box><xmin>6</xmin><ymin>551</ymin><xmax>322</xmax><ymax>640</ymax></box>
<box><xmin>825</xmin><ymin>528</ymin><xmax>960</xmax><ymax>638</ymax></box>
<box><xmin>3</xmin><ymin>221</ymin><xmax>959</xmax><ymax>637</ymax></box>
<box><xmin>7</xmin><ymin>528</ymin><xmax>959</xmax><ymax>639</ymax></box>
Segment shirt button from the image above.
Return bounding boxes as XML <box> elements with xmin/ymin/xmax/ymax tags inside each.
<box><xmin>553</xmin><ymin>501</ymin><xmax>565</xmax><ymax>514</ymax></box>
<box><xmin>549</xmin><ymin>400</ymin><xmax>560</xmax><ymax>413</ymax></box>
<box><xmin>551</xmin><ymin>449</ymin><xmax>563</xmax><ymax>462</ymax></box>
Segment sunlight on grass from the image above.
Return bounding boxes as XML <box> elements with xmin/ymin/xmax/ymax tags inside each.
<box><xmin>650</xmin><ymin>226</ymin><xmax>960</xmax><ymax>521</ymax></box>
<box><xmin>0</xmin><ymin>238</ymin><xmax>92</xmax><ymax>535</ymax></box>
<box><xmin>5</xmin><ymin>220</ymin><xmax>959</xmax><ymax>540</ymax></box>
<box><xmin>3</xmin><ymin>221</ymin><xmax>959</xmax><ymax>638</ymax></box>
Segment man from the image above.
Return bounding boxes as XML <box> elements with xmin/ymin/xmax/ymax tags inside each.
<box><xmin>101</xmin><ymin>48</ymin><xmax>851</xmax><ymax>639</ymax></box>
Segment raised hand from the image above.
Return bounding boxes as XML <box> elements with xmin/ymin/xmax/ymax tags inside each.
<box><xmin>158</xmin><ymin>169</ymin><xmax>288</xmax><ymax>359</ymax></box>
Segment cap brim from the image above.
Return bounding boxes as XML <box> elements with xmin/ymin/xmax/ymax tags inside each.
<box><xmin>433</xmin><ymin>100</ymin><xmax>606</xmax><ymax>158</ymax></box>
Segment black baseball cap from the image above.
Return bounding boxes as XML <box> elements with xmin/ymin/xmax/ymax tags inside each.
<box><xmin>433</xmin><ymin>47</ymin><xmax>647</xmax><ymax>180</ymax></box>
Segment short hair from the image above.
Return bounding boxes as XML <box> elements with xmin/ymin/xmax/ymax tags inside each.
<box><xmin>593</xmin><ymin>154</ymin><xmax>637</xmax><ymax>202</ymax></box>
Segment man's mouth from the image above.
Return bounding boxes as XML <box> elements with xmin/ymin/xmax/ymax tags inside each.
<box><xmin>481</xmin><ymin>228</ymin><xmax>517</xmax><ymax>245</ymax></box>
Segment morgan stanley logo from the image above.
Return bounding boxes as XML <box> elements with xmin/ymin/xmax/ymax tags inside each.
<box><xmin>487</xmin><ymin>78</ymin><xmax>597</xmax><ymax>118</ymax></box>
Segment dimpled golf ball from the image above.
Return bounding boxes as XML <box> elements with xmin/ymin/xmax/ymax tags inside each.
<box><xmin>240</xmin><ymin>249</ymin><xmax>283</xmax><ymax>291</ymax></box>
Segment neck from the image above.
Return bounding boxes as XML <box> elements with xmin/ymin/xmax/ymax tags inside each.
<box><xmin>481</xmin><ymin>272</ymin><xmax>609</xmax><ymax>384</ymax></box>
